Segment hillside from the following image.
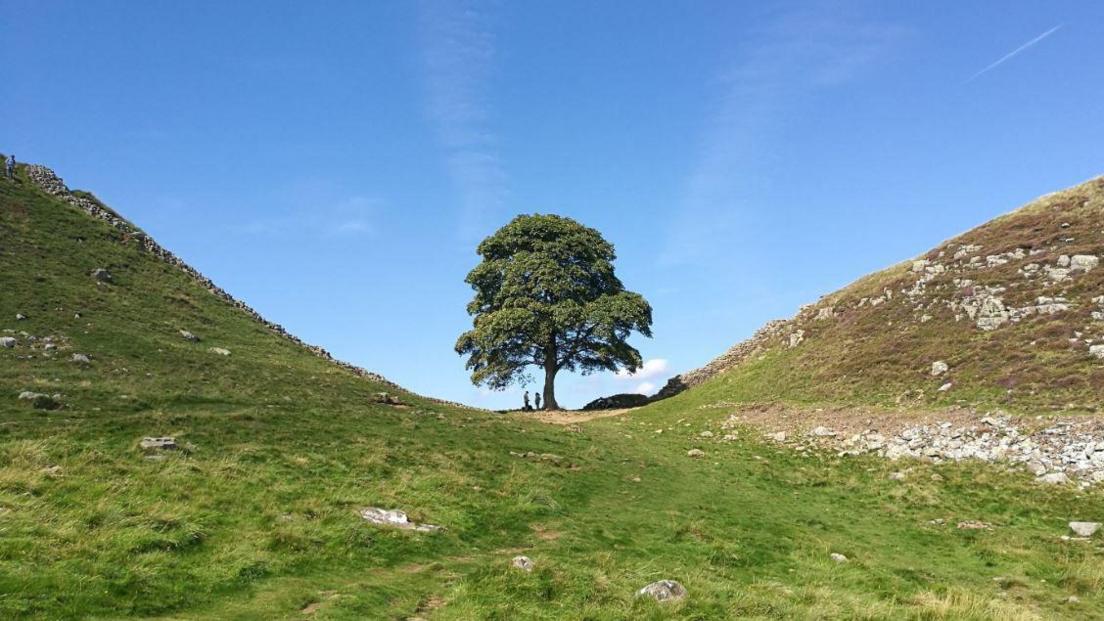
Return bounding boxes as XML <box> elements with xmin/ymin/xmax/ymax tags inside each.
<box><xmin>2</xmin><ymin>161</ymin><xmax>1104</xmax><ymax>620</ymax></box>
<box><xmin>658</xmin><ymin>176</ymin><xmax>1104</xmax><ymax>413</ymax></box>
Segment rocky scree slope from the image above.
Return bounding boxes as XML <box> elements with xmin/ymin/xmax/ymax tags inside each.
<box><xmin>658</xmin><ymin>176</ymin><xmax>1104</xmax><ymax>412</ymax></box>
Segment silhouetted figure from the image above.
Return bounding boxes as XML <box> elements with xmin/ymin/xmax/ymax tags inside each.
<box><xmin>5</xmin><ymin>155</ymin><xmax>13</xmax><ymax>180</ymax></box>
<box><xmin>522</xmin><ymin>390</ymin><xmax>532</xmax><ymax>411</ymax></box>
<box><xmin>534</xmin><ymin>393</ymin><xmax>542</xmax><ymax>410</ymax></box>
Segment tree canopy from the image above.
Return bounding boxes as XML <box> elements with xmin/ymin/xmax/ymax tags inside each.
<box><xmin>455</xmin><ymin>214</ymin><xmax>653</xmax><ymax>410</ymax></box>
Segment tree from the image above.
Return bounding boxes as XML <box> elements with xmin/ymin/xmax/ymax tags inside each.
<box><xmin>455</xmin><ymin>214</ymin><xmax>653</xmax><ymax>410</ymax></box>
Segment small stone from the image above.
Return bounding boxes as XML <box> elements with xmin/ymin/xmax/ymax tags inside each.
<box><xmin>767</xmin><ymin>431</ymin><xmax>788</xmax><ymax>442</ymax></box>
<box><xmin>1038</xmin><ymin>472</ymin><xmax>1069</xmax><ymax>485</ymax></box>
<box><xmin>0</xmin><ymin>337</ymin><xmax>15</xmax><ymax>348</ymax></box>
<box><xmin>140</xmin><ymin>437</ymin><xmax>178</xmax><ymax>451</ymax></box>
<box><xmin>829</xmin><ymin>553</ymin><xmax>848</xmax><ymax>563</ymax></box>
<box><xmin>71</xmin><ymin>353</ymin><xmax>91</xmax><ymax>364</ymax></box>
<box><xmin>179</xmin><ymin>330</ymin><xmax>199</xmax><ymax>342</ymax></box>
<box><xmin>1069</xmin><ymin>522</ymin><xmax>1101</xmax><ymax>537</ymax></box>
<box><xmin>699</xmin><ymin>430</ymin><xmax>714</xmax><ymax>438</ymax></box>
<box><xmin>511</xmin><ymin>555</ymin><xmax>534</xmax><ymax>572</ymax></box>
<box><xmin>637</xmin><ymin>580</ymin><xmax>686</xmax><ymax>603</ymax></box>
<box><xmin>687</xmin><ymin>448</ymin><xmax>705</xmax><ymax>458</ymax></box>
<box><xmin>930</xmin><ymin>473</ymin><xmax>944</xmax><ymax>482</ymax></box>
<box><xmin>15</xmin><ymin>313</ymin><xmax>27</xmax><ymax>321</ymax></box>
<box><xmin>811</xmin><ymin>426</ymin><xmax>836</xmax><ymax>437</ymax></box>
<box><xmin>1067</xmin><ymin>595</ymin><xmax>1081</xmax><ymax>604</ymax></box>
<box><xmin>360</xmin><ymin>507</ymin><xmax>441</xmax><ymax>532</ymax></box>
<box><xmin>209</xmin><ymin>347</ymin><xmax>231</xmax><ymax>356</ymax></box>
<box><xmin>956</xmin><ymin>520</ymin><xmax>991</xmax><ymax>530</ymax></box>
<box><xmin>888</xmin><ymin>471</ymin><xmax>906</xmax><ymax>481</ymax></box>
<box><xmin>931</xmin><ymin>361</ymin><xmax>949</xmax><ymax>376</ymax></box>
<box><xmin>938</xmin><ymin>382</ymin><xmax>953</xmax><ymax>392</ymax></box>
<box><xmin>91</xmin><ymin>268</ymin><xmax>113</xmax><ymax>282</ymax></box>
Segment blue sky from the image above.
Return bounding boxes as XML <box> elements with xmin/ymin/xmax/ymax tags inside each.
<box><xmin>4</xmin><ymin>1</ymin><xmax>1103</xmax><ymax>409</ymax></box>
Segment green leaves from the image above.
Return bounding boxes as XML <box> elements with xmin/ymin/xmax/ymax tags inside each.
<box><xmin>456</xmin><ymin>214</ymin><xmax>653</xmax><ymax>402</ymax></box>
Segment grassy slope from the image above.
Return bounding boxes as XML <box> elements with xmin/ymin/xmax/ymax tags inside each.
<box><xmin>676</xmin><ymin>177</ymin><xmax>1104</xmax><ymax>413</ymax></box>
<box><xmin>1</xmin><ymin>167</ymin><xmax>1103</xmax><ymax>620</ymax></box>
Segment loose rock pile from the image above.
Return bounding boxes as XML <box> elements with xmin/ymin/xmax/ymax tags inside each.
<box><xmin>761</xmin><ymin>413</ymin><xmax>1104</xmax><ymax>486</ymax></box>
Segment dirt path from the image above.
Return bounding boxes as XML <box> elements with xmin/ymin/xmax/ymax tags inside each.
<box><xmin>512</xmin><ymin>408</ymin><xmax>636</xmax><ymax>425</ymax></box>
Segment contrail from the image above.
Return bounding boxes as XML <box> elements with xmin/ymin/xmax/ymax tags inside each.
<box><xmin>968</xmin><ymin>24</ymin><xmax>1062</xmax><ymax>82</ymax></box>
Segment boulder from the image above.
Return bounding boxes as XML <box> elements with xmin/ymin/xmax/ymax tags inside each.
<box><xmin>582</xmin><ymin>393</ymin><xmax>650</xmax><ymax>410</ymax></box>
<box><xmin>1090</xmin><ymin>344</ymin><xmax>1104</xmax><ymax>360</ymax></box>
<box><xmin>511</xmin><ymin>555</ymin><xmax>534</xmax><ymax>572</ymax></box>
<box><xmin>360</xmin><ymin>507</ymin><xmax>441</xmax><ymax>532</ymax></box>
<box><xmin>1069</xmin><ymin>521</ymin><xmax>1100</xmax><ymax>537</ymax></box>
<box><xmin>1038</xmin><ymin>472</ymin><xmax>1069</xmax><ymax>485</ymax></box>
<box><xmin>637</xmin><ymin>580</ymin><xmax>686</xmax><ymax>603</ymax></box>
<box><xmin>140</xmin><ymin>437</ymin><xmax>178</xmax><ymax>450</ymax></box>
<box><xmin>1070</xmin><ymin>255</ymin><xmax>1099</xmax><ymax>272</ymax></box>
<box><xmin>374</xmin><ymin>392</ymin><xmax>401</xmax><ymax>405</ymax></box>
<box><xmin>18</xmin><ymin>391</ymin><xmax>62</xmax><ymax>410</ymax></box>
<box><xmin>0</xmin><ymin>336</ymin><xmax>15</xmax><ymax>348</ymax></box>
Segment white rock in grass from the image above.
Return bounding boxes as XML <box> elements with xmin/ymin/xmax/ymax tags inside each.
<box><xmin>71</xmin><ymin>353</ymin><xmax>91</xmax><ymax>364</ymax></box>
<box><xmin>1069</xmin><ymin>522</ymin><xmax>1101</xmax><ymax>537</ymax></box>
<box><xmin>1038</xmin><ymin>472</ymin><xmax>1069</xmax><ymax>485</ymax></box>
<box><xmin>511</xmin><ymin>555</ymin><xmax>534</xmax><ymax>572</ymax></box>
<box><xmin>360</xmin><ymin>507</ymin><xmax>441</xmax><ymax>532</ymax></box>
<box><xmin>931</xmin><ymin>361</ymin><xmax>949</xmax><ymax>376</ymax></box>
<box><xmin>140</xmin><ymin>437</ymin><xmax>178</xmax><ymax>450</ymax></box>
<box><xmin>687</xmin><ymin>448</ymin><xmax>705</xmax><ymax>458</ymax></box>
<box><xmin>209</xmin><ymin>347</ymin><xmax>231</xmax><ymax>356</ymax></box>
<box><xmin>830</xmin><ymin>553</ymin><xmax>849</xmax><ymax>563</ymax></box>
<box><xmin>637</xmin><ymin>580</ymin><xmax>686</xmax><ymax>602</ymax></box>
<box><xmin>0</xmin><ymin>337</ymin><xmax>15</xmax><ymax>348</ymax></box>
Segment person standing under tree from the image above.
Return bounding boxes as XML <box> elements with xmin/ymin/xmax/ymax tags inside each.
<box><xmin>534</xmin><ymin>393</ymin><xmax>542</xmax><ymax>411</ymax></box>
<box><xmin>5</xmin><ymin>155</ymin><xmax>13</xmax><ymax>180</ymax></box>
<box><xmin>522</xmin><ymin>391</ymin><xmax>531</xmax><ymax>411</ymax></box>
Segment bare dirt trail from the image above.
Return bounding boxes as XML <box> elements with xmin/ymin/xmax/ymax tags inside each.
<box><xmin>510</xmin><ymin>408</ymin><xmax>637</xmax><ymax>425</ymax></box>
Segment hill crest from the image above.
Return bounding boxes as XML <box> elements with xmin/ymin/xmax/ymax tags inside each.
<box><xmin>658</xmin><ymin>175</ymin><xmax>1104</xmax><ymax>411</ymax></box>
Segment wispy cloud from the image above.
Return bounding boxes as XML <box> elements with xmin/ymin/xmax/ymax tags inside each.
<box><xmin>241</xmin><ymin>195</ymin><xmax>379</xmax><ymax>238</ymax></box>
<box><xmin>418</xmin><ymin>0</ymin><xmax>506</xmax><ymax>240</ymax></box>
<box><xmin>661</xmin><ymin>7</ymin><xmax>905</xmax><ymax>267</ymax></box>
<box><xmin>967</xmin><ymin>24</ymin><xmax>1062</xmax><ymax>82</ymax></box>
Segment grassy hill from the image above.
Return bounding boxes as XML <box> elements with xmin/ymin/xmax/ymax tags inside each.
<box><xmin>659</xmin><ymin>176</ymin><xmax>1104</xmax><ymax>414</ymax></box>
<box><xmin>2</xmin><ymin>162</ymin><xmax>1103</xmax><ymax>620</ymax></box>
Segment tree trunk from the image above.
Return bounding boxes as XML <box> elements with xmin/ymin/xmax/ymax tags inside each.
<box><xmin>543</xmin><ymin>363</ymin><xmax>558</xmax><ymax>411</ymax></box>
<box><xmin>543</xmin><ymin>338</ymin><xmax>559</xmax><ymax>410</ymax></box>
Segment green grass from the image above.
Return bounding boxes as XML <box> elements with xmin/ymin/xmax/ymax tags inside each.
<box><xmin>2</xmin><ymin>167</ymin><xmax>1104</xmax><ymax>619</ymax></box>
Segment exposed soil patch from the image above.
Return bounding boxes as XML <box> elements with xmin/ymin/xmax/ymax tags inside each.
<box><xmin>517</xmin><ymin>408</ymin><xmax>636</xmax><ymax>425</ymax></box>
